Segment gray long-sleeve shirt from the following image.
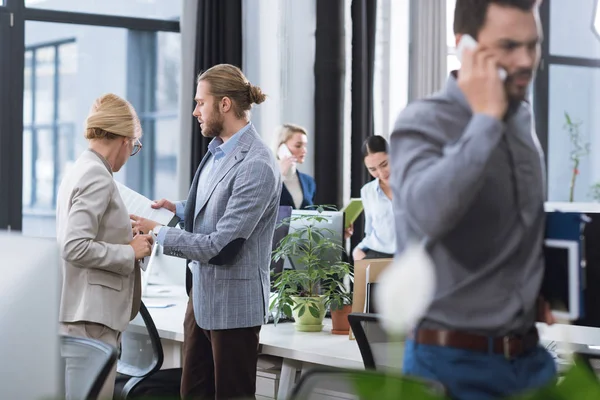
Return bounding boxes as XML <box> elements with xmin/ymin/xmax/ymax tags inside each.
<box><xmin>390</xmin><ymin>74</ymin><xmax>546</xmax><ymax>336</ymax></box>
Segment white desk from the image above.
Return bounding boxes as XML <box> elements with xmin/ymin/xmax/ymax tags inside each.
<box><xmin>137</xmin><ymin>287</ymin><xmax>366</xmax><ymax>399</ymax></box>
<box><xmin>137</xmin><ymin>286</ymin><xmax>600</xmax><ymax>399</ymax></box>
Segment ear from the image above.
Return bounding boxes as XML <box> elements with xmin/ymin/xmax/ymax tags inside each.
<box><xmin>221</xmin><ymin>97</ymin><xmax>232</xmax><ymax>113</ymax></box>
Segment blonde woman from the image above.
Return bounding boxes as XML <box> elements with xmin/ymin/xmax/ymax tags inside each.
<box><xmin>56</xmin><ymin>93</ymin><xmax>153</xmax><ymax>399</ymax></box>
<box><xmin>275</xmin><ymin>123</ymin><xmax>316</xmax><ymax>209</ymax></box>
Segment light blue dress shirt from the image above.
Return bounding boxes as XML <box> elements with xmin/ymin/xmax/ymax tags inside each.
<box><xmin>355</xmin><ymin>178</ymin><xmax>396</xmax><ymax>254</ymax></box>
<box><xmin>156</xmin><ymin>122</ymin><xmax>252</xmax><ymax>244</ymax></box>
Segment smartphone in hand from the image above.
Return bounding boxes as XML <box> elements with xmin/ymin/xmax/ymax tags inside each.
<box><xmin>277</xmin><ymin>143</ymin><xmax>293</xmax><ymax>159</ymax></box>
<box><xmin>456</xmin><ymin>34</ymin><xmax>507</xmax><ymax>81</ymax></box>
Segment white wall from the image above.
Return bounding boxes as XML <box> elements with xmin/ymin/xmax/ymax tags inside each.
<box><xmin>242</xmin><ymin>0</ymin><xmax>316</xmax><ymax>177</ymax></box>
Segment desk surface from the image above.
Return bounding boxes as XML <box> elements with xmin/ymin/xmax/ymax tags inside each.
<box><xmin>138</xmin><ymin>285</ymin><xmax>600</xmax><ymax>371</ymax></box>
<box><xmin>137</xmin><ymin>285</ymin><xmax>365</xmax><ymax>370</ymax></box>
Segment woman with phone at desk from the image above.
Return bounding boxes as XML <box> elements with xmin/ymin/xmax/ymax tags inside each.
<box><xmin>275</xmin><ymin>123</ymin><xmax>316</xmax><ymax>209</ymax></box>
<box><xmin>352</xmin><ymin>135</ymin><xmax>396</xmax><ymax>261</ymax></box>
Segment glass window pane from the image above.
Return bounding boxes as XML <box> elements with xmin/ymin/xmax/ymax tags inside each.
<box><xmin>154</xmin><ymin>32</ymin><xmax>180</xmax><ymax>199</ymax></box>
<box><xmin>446</xmin><ymin>0</ymin><xmax>456</xmax><ymax>49</ymax></box>
<box><xmin>25</xmin><ymin>0</ymin><xmax>181</xmax><ymax>21</ymax></box>
<box><xmin>547</xmin><ymin>65</ymin><xmax>600</xmax><ymax>203</ymax></box>
<box><xmin>447</xmin><ymin>53</ymin><xmax>460</xmax><ymax>75</ymax></box>
<box><xmin>22</xmin><ymin>21</ymin><xmax>181</xmax><ymax>237</ymax></box>
<box><xmin>550</xmin><ymin>0</ymin><xmax>600</xmax><ymax>59</ymax></box>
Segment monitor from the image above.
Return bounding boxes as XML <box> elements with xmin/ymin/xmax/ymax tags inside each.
<box><xmin>283</xmin><ymin>209</ymin><xmax>344</xmax><ymax>271</ymax></box>
<box><xmin>540</xmin><ymin>202</ymin><xmax>600</xmax><ymax>352</ymax></box>
<box><xmin>0</xmin><ymin>232</ymin><xmax>61</xmax><ymax>399</ymax></box>
<box><xmin>543</xmin><ymin>239</ymin><xmax>580</xmax><ymax>320</ymax></box>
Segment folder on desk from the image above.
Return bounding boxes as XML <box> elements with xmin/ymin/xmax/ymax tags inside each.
<box><xmin>543</xmin><ymin>208</ymin><xmax>588</xmax><ymax>321</ymax></box>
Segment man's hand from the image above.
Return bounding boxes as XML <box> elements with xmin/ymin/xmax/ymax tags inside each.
<box><xmin>536</xmin><ymin>296</ymin><xmax>556</xmax><ymax>325</ymax></box>
<box><xmin>353</xmin><ymin>247</ymin><xmax>366</xmax><ymax>261</ymax></box>
<box><xmin>151</xmin><ymin>198</ymin><xmax>176</xmax><ymax>213</ymax></box>
<box><xmin>130</xmin><ymin>214</ymin><xmax>161</xmax><ymax>235</ymax></box>
<box><xmin>129</xmin><ymin>234</ymin><xmax>153</xmax><ymax>260</ymax></box>
<box><xmin>457</xmin><ymin>46</ymin><xmax>507</xmax><ymax>120</ymax></box>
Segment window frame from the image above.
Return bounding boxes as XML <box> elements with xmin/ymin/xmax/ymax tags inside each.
<box><xmin>533</xmin><ymin>0</ymin><xmax>600</xmax><ymax>196</ymax></box>
<box><xmin>0</xmin><ymin>0</ymin><xmax>180</xmax><ymax>231</ymax></box>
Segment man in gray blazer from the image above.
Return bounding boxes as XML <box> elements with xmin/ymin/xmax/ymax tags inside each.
<box><xmin>132</xmin><ymin>64</ymin><xmax>281</xmax><ymax>399</ymax></box>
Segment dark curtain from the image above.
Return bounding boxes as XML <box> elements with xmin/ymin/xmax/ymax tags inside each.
<box><xmin>190</xmin><ymin>0</ymin><xmax>243</xmax><ymax>180</ymax></box>
<box><xmin>314</xmin><ymin>0</ymin><xmax>346</xmax><ymax>208</ymax></box>
<box><xmin>187</xmin><ymin>0</ymin><xmax>242</xmax><ymax>293</ymax></box>
<box><xmin>350</xmin><ymin>0</ymin><xmax>377</xmax><ymax>253</ymax></box>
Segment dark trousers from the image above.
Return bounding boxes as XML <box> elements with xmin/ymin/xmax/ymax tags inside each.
<box><xmin>181</xmin><ymin>294</ymin><xmax>261</xmax><ymax>400</ymax></box>
<box><xmin>364</xmin><ymin>249</ymin><xmax>394</xmax><ymax>259</ymax></box>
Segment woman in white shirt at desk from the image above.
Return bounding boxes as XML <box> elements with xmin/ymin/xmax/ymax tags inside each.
<box><xmin>352</xmin><ymin>135</ymin><xmax>396</xmax><ymax>261</ymax></box>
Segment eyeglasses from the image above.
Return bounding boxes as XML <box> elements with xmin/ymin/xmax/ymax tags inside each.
<box><xmin>130</xmin><ymin>139</ymin><xmax>142</xmax><ymax>156</ymax></box>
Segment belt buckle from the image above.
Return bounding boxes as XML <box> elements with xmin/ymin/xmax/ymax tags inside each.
<box><xmin>503</xmin><ymin>336</ymin><xmax>512</xmax><ymax>360</ymax></box>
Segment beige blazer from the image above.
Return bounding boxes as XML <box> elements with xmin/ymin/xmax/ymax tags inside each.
<box><xmin>56</xmin><ymin>149</ymin><xmax>141</xmax><ymax>332</ymax></box>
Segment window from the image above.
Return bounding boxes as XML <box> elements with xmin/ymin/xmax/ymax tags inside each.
<box><xmin>24</xmin><ymin>0</ymin><xmax>181</xmax><ymax>21</ymax></box>
<box><xmin>23</xmin><ymin>38</ymin><xmax>77</xmax><ymax>213</ymax></box>
<box><xmin>447</xmin><ymin>0</ymin><xmax>458</xmax><ymax>75</ymax></box>
<box><xmin>21</xmin><ymin>21</ymin><xmax>181</xmax><ymax>237</ymax></box>
<box><xmin>536</xmin><ymin>0</ymin><xmax>600</xmax><ymax>202</ymax></box>
<box><xmin>0</xmin><ymin>0</ymin><xmax>182</xmax><ymax>235</ymax></box>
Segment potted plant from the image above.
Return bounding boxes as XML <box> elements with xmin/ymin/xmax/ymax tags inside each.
<box><xmin>564</xmin><ymin>111</ymin><xmax>589</xmax><ymax>202</ymax></box>
<box><xmin>270</xmin><ymin>207</ymin><xmax>353</xmax><ymax>332</ymax></box>
<box><xmin>323</xmin><ymin>270</ymin><xmax>354</xmax><ymax>335</ymax></box>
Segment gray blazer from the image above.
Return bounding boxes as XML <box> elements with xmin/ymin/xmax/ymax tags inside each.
<box><xmin>162</xmin><ymin>125</ymin><xmax>281</xmax><ymax>330</ymax></box>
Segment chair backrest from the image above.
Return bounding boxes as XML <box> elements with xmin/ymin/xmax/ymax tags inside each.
<box><xmin>289</xmin><ymin>368</ymin><xmax>445</xmax><ymax>400</ymax></box>
<box><xmin>60</xmin><ymin>335</ymin><xmax>118</xmax><ymax>400</ymax></box>
<box><xmin>117</xmin><ymin>301</ymin><xmax>164</xmax><ymax>378</ymax></box>
<box><xmin>348</xmin><ymin>312</ymin><xmax>400</xmax><ymax>371</ymax></box>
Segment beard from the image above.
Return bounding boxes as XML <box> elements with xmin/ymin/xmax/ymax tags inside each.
<box><xmin>505</xmin><ymin>68</ymin><xmax>533</xmax><ymax>103</ymax></box>
<box><xmin>200</xmin><ymin>105</ymin><xmax>224</xmax><ymax>138</ymax></box>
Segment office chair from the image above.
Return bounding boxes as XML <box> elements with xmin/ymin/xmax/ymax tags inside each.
<box><xmin>348</xmin><ymin>313</ymin><xmax>398</xmax><ymax>371</ymax></box>
<box><xmin>114</xmin><ymin>301</ymin><xmax>182</xmax><ymax>399</ymax></box>
<box><xmin>60</xmin><ymin>335</ymin><xmax>118</xmax><ymax>400</ymax></box>
<box><xmin>289</xmin><ymin>368</ymin><xmax>445</xmax><ymax>400</ymax></box>
<box><xmin>348</xmin><ymin>313</ymin><xmax>445</xmax><ymax>394</ymax></box>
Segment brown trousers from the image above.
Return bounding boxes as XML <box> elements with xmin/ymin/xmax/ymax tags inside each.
<box><xmin>181</xmin><ymin>294</ymin><xmax>261</xmax><ymax>400</ymax></box>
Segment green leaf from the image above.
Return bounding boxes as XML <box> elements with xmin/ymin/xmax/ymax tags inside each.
<box><xmin>308</xmin><ymin>304</ymin><xmax>321</xmax><ymax>318</ymax></box>
<box><xmin>282</xmin><ymin>304</ymin><xmax>292</xmax><ymax>318</ymax></box>
<box><xmin>298</xmin><ymin>305</ymin><xmax>306</xmax><ymax>317</ymax></box>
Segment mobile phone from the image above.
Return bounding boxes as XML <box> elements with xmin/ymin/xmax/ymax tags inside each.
<box><xmin>277</xmin><ymin>143</ymin><xmax>293</xmax><ymax>159</ymax></box>
<box><xmin>456</xmin><ymin>34</ymin><xmax>507</xmax><ymax>81</ymax></box>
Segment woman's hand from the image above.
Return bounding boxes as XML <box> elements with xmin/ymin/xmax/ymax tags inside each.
<box><xmin>353</xmin><ymin>247</ymin><xmax>366</xmax><ymax>261</ymax></box>
<box><xmin>278</xmin><ymin>155</ymin><xmax>297</xmax><ymax>176</ymax></box>
<box><xmin>344</xmin><ymin>224</ymin><xmax>354</xmax><ymax>240</ymax></box>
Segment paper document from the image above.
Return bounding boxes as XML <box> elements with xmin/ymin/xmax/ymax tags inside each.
<box><xmin>342</xmin><ymin>198</ymin><xmax>364</xmax><ymax>229</ymax></box>
<box><xmin>116</xmin><ymin>181</ymin><xmax>177</xmax><ymax>227</ymax></box>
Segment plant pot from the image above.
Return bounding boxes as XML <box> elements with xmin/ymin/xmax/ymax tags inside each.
<box><xmin>291</xmin><ymin>296</ymin><xmax>326</xmax><ymax>332</ymax></box>
<box><xmin>330</xmin><ymin>304</ymin><xmax>352</xmax><ymax>335</ymax></box>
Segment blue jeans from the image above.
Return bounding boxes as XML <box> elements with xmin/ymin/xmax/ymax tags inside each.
<box><xmin>403</xmin><ymin>339</ymin><xmax>557</xmax><ymax>400</ymax></box>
